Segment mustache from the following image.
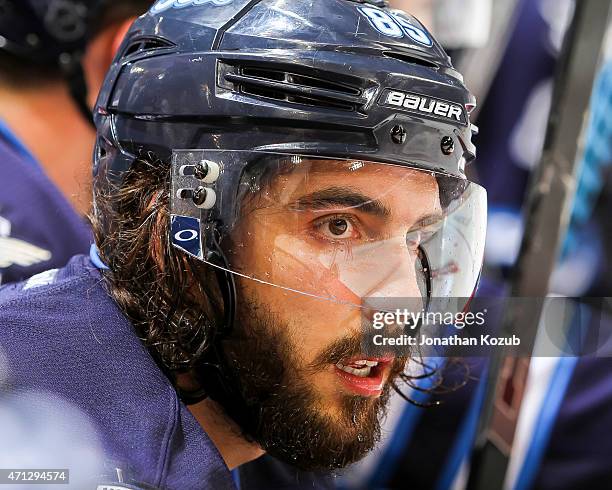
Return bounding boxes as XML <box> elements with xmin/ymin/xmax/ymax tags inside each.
<box><xmin>310</xmin><ymin>331</ymin><xmax>364</xmax><ymax>369</ymax></box>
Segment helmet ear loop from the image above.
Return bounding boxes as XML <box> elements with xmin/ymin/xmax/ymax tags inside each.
<box><xmin>390</xmin><ymin>244</ymin><xmax>441</xmax><ymax>407</ymax></box>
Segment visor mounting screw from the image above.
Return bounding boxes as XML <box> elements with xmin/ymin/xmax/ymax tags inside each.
<box><xmin>391</xmin><ymin>125</ymin><xmax>407</xmax><ymax>144</ymax></box>
<box><xmin>441</xmin><ymin>136</ymin><xmax>455</xmax><ymax>155</ymax></box>
<box><xmin>179</xmin><ymin>160</ymin><xmax>220</xmax><ymax>183</ymax></box>
<box><xmin>191</xmin><ymin>186</ymin><xmax>217</xmax><ymax>209</ymax></box>
<box><xmin>192</xmin><ymin>186</ymin><xmax>208</xmax><ymax>206</ymax></box>
<box><xmin>194</xmin><ymin>161</ymin><xmax>209</xmax><ymax>180</ymax></box>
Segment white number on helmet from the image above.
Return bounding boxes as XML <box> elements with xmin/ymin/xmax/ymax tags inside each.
<box><xmin>359</xmin><ymin>7</ymin><xmax>404</xmax><ymax>38</ymax></box>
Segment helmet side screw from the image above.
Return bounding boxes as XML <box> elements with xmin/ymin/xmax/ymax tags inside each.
<box><xmin>391</xmin><ymin>125</ymin><xmax>407</xmax><ymax>144</ymax></box>
<box><xmin>441</xmin><ymin>136</ymin><xmax>455</xmax><ymax>155</ymax></box>
<box><xmin>180</xmin><ymin>160</ymin><xmax>221</xmax><ymax>183</ymax></box>
<box><xmin>176</xmin><ymin>186</ymin><xmax>217</xmax><ymax>209</ymax></box>
<box><xmin>192</xmin><ymin>186</ymin><xmax>208</xmax><ymax>206</ymax></box>
<box><xmin>192</xmin><ymin>186</ymin><xmax>217</xmax><ymax>209</ymax></box>
<box><xmin>194</xmin><ymin>161</ymin><xmax>209</xmax><ymax>180</ymax></box>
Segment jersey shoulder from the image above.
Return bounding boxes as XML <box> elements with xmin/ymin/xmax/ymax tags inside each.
<box><xmin>0</xmin><ymin>256</ymin><xmax>89</xmax><ymax>310</ymax></box>
<box><xmin>0</xmin><ymin>138</ymin><xmax>91</xmax><ymax>285</ymax></box>
<box><xmin>0</xmin><ymin>255</ymin><xmax>234</xmax><ymax>489</ymax></box>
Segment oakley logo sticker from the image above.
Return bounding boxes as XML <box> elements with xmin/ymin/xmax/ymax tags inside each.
<box><xmin>150</xmin><ymin>0</ymin><xmax>233</xmax><ymax>15</ymax></box>
<box><xmin>174</xmin><ymin>229</ymin><xmax>199</xmax><ymax>242</ymax></box>
<box><xmin>358</xmin><ymin>6</ymin><xmax>432</xmax><ymax>46</ymax></box>
<box><xmin>171</xmin><ymin>215</ymin><xmax>202</xmax><ymax>259</ymax></box>
<box><xmin>382</xmin><ymin>90</ymin><xmax>467</xmax><ymax>125</ymax></box>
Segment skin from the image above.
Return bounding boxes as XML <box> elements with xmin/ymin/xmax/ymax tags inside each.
<box><xmin>189</xmin><ymin>398</ymin><xmax>265</xmax><ymax>470</ymax></box>
<box><xmin>189</xmin><ymin>159</ymin><xmax>442</xmax><ymax>469</ymax></box>
<box><xmin>0</xmin><ymin>18</ymin><xmax>134</xmax><ymax>216</ymax></box>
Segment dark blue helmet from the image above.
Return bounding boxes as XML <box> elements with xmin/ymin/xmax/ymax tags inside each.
<box><xmin>94</xmin><ymin>0</ymin><xmax>477</xmax><ymax>184</ymax></box>
<box><xmin>93</xmin><ymin>0</ymin><xmax>484</xmax><ymax>305</ymax></box>
<box><xmin>0</xmin><ymin>0</ymin><xmax>104</xmax><ymax>65</ymax></box>
<box><xmin>0</xmin><ymin>0</ymin><xmax>151</xmax><ymax>123</ymax></box>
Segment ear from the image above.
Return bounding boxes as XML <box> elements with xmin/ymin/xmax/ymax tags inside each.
<box><xmin>82</xmin><ymin>17</ymin><xmax>137</xmax><ymax>109</ymax></box>
<box><xmin>111</xmin><ymin>17</ymin><xmax>137</xmax><ymax>58</ymax></box>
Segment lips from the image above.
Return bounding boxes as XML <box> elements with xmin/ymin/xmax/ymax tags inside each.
<box><xmin>334</xmin><ymin>356</ymin><xmax>395</xmax><ymax>397</ymax></box>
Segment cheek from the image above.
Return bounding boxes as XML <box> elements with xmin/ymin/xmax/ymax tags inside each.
<box><xmin>271</xmin><ymin>235</ymin><xmax>423</xmax><ymax>301</ymax></box>
<box><xmin>236</xmin><ymin>230</ymin><xmax>363</xmax><ymax>304</ymax></box>
<box><xmin>271</xmin><ymin>236</ymin><xmax>358</xmax><ymax>302</ymax></box>
<box><xmin>284</xmin><ymin>293</ymin><xmax>362</xmax><ymax>363</ymax></box>
<box><xmin>239</xmin><ymin>278</ymin><xmax>361</xmax><ymax>365</ymax></box>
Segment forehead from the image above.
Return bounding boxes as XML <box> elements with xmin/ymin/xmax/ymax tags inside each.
<box><xmin>259</xmin><ymin>158</ymin><xmax>440</xmax><ymax>209</ymax></box>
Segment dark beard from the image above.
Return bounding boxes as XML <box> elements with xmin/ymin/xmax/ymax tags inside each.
<box><xmin>208</xmin><ymin>299</ymin><xmax>405</xmax><ymax>471</ymax></box>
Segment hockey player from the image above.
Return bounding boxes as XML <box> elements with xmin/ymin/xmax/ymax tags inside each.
<box><xmin>0</xmin><ymin>0</ymin><xmax>151</xmax><ymax>284</ymax></box>
<box><xmin>0</xmin><ymin>1</ymin><xmax>486</xmax><ymax>488</ymax></box>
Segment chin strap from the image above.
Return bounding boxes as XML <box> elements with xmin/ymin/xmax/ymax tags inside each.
<box><xmin>176</xmin><ymin>265</ymin><xmax>237</xmax><ymax>406</ymax></box>
<box><xmin>178</xmin><ymin>231</ymin><xmax>239</xmax><ymax>407</ymax></box>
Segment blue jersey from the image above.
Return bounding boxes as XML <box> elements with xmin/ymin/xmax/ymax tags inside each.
<box><xmin>0</xmin><ymin>255</ymin><xmax>235</xmax><ymax>489</ymax></box>
<box><xmin>0</xmin><ymin>254</ymin><xmax>335</xmax><ymax>489</ymax></box>
<box><xmin>0</xmin><ymin>120</ymin><xmax>91</xmax><ymax>285</ymax></box>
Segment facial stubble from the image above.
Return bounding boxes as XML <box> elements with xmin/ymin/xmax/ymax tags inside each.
<box><xmin>217</xmin><ymin>298</ymin><xmax>406</xmax><ymax>471</ymax></box>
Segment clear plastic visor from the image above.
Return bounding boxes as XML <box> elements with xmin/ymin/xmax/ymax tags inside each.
<box><xmin>170</xmin><ymin>151</ymin><xmax>487</xmax><ymax>309</ymax></box>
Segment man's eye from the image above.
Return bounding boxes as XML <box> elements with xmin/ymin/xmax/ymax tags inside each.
<box><xmin>329</xmin><ymin>219</ymin><xmax>349</xmax><ymax>236</ymax></box>
<box><xmin>313</xmin><ymin>216</ymin><xmax>359</xmax><ymax>240</ymax></box>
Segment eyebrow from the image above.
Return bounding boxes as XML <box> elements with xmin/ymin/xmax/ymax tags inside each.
<box><xmin>290</xmin><ymin>186</ymin><xmax>392</xmax><ymax>217</ymax></box>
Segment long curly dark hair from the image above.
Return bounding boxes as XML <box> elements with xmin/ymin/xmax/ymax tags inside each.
<box><xmin>90</xmin><ymin>151</ymin><xmax>224</xmax><ymax>381</ymax></box>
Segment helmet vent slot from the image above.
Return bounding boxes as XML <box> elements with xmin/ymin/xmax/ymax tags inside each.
<box><xmin>222</xmin><ymin>64</ymin><xmax>367</xmax><ymax>112</ymax></box>
<box><xmin>122</xmin><ymin>37</ymin><xmax>175</xmax><ymax>58</ymax></box>
<box><xmin>383</xmin><ymin>51</ymin><xmax>439</xmax><ymax>69</ymax></box>
<box><xmin>241</xmin><ymin>67</ymin><xmax>286</xmax><ymax>82</ymax></box>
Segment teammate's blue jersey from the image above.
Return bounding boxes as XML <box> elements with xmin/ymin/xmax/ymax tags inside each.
<box><xmin>0</xmin><ymin>120</ymin><xmax>91</xmax><ymax>285</ymax></box>
<box><xmin>0</xmin><ymin>254</ymin><xmax>236</xmax><ymax>489</ymax></box>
